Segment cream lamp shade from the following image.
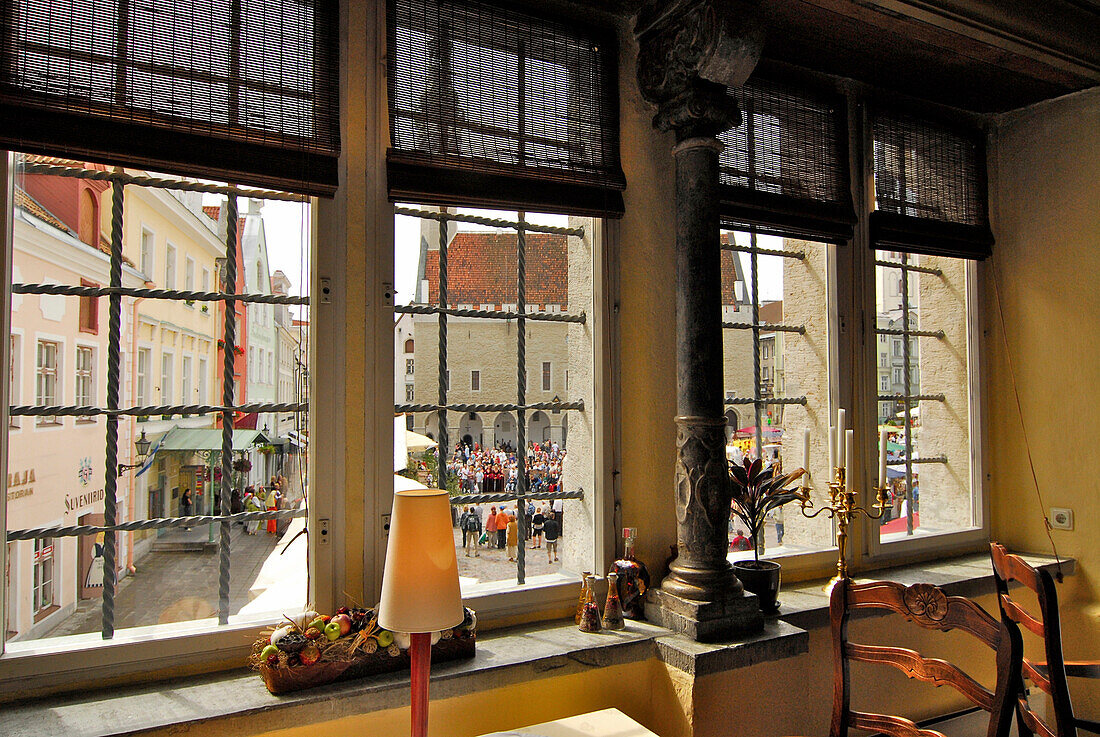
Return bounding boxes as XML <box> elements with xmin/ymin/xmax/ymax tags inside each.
<box><xmin>378</xmin><ymin>485</ymin><xmax>464</xmax><ymax>634</ymax></box>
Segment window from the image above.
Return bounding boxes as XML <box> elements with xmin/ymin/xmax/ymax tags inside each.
<box><xmin>181</xmin><ymin>356</ymin><xmax>193</xmax><ymax>407</ymax></box>
<box><xmin>33</xmin><ymin>538</ymin><xmax>55</xmax><ymax>617</ymax></box>
<box><xmin>893</xmin><ymin>339</ymin><xmax>903</xmax><ymax>357</ymax></box>
<box><xmin>393</xmin><ymin>203</ymin><xmax>595</xmax><ymax>593</ymax></box>
<box><xmin>201</xmin><ymin>268</ymin><xmax>210</xmax><ymax>294</ymax></box>
<box><xmin>873</xmin><ymin>251</ymin><xmax>978</xmax><ymax>544</ymax></box>
<box><xmin>140</xmin><ymin>228</ymin><xmax>155</xmax><ymax>278</ymax></box>
<box><xmin>720</xmin><ymin>228</ymin><xmax>836</xmax><ymax>563</ymax></box>
<box><xmin>78</xmin><ymin>279</ymin><xmax>98</xmax><ymax>334</ymax></box>
<box><xmin>165</xmin><ymin>244</ymin><xmax>177</xmax><ymax>289</ymax></box>
<box><xmin>136</xmin><ymin>347</ymin><xmax>151</xmax><ymax>407</ymax></box>
<box><xmin>161</xmin><ymin>352</ymin><xmax>174</xmax><ymax>405</ymax></box>
<box><xmin>880</xmin><ymin>375</ymin><xmax>889</xmax><ymax>391</ymax></box>
<box><xmin>403</xmin><ymin>338</ymin><xmax>414</xmax><ymax>353</ymax></box>
<box><xmin>9</xmin><ymin>334</ymin><xmax>20</xmax><ymax>428</ymax></box>
<box><xmin>75</xmin><ymin>346</ymin><xmax>94</xmax><ymax>421</ymax></box>
<box><xmin>184</xmin><ymin>258</ymin><xmax>195</xmax><ymax>304</ymax></box>
<box><xmin>198</xmin><ymin>358</ymin><xmax>208</xmax><ymax>406</ymax></box>
<box><xmin>406</xmin><ymin>358</ymin><xmax>414</xmax><ymax>375</ymax></box>
<box><xmin>35</xmin><ymin>340</ymin><xmax>60</xmax><ymax>425</ymax></box>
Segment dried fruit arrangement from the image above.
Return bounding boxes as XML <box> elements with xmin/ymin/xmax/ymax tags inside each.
<box><xmin>249</xmin><ymin>605</ymin><xmax>477</xmax><ymax>694</ymax></box>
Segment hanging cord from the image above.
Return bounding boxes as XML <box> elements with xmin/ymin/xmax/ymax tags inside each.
<box><xmin>989</xmin><ymin>258</ymin><xmax>1064</xmax><ymax>582</ymax></box>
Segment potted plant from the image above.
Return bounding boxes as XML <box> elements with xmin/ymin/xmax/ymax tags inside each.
<box><xmin>728</xmin><ymin>457</ymin><xmax>805</xmax><ymax>614</ymax></box>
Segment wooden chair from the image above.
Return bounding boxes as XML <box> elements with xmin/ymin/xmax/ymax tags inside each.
<box><xmin>824</xmin><ymin>579</ymin><xmax>1022</xmax><ymax>737</ymax></box>
<box><xmin>990</xmin><ymin>542</ymin><xmax>1100</xmax><ymax>737</ymax></box>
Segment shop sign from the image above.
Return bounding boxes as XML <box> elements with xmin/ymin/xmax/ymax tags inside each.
<box><xmin>6</xmin><ymin>468</ymin><xmax>35</xmax><ymax>502</ymax></box>
<box><xmin>65</xmin><ymin>487</ymin><xmax>105</xmax><ymax>513</ymax></box>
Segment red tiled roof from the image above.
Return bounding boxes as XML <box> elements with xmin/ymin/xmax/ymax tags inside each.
<box><xmin>15</xmin><ymin>188</ymin><xmax>72</xmax><ymax>234</ymax></box>
<box><xmin>423</xmin><ymin>232</ymin><xmax>567</xmax><ymax>306</ymax></box>
<box><xmin>202</xmin><ymin>205</ymin><xmax>221</xmax><ymax>221</ymax></box>
<box><xmin>759</xmin><ymin>301</ymin><xmax>783</xmax><ymax>323</ymax></box>
<box><xmin>719</xmin><ymin>233</ymin><xmax>740</xmax><ymax>306</ymax></box>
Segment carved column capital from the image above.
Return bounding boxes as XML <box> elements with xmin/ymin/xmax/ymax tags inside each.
<box><xmin>634</xmin><ymin>0</ymin><xmax>764</xmax><ymax>139</ymax></box>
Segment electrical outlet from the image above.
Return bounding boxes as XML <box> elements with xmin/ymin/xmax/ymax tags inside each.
<box><xmin>1050</xmin><ymin>508</ymin><xmax>1074</xmax><ymax>531</ymax></box>
<box><xmin>381</xmin><ymin>513</ymin><xmax>391</xmax><ymax>537</ymax></box>
<box><xmin>318</xmin><ymin>518</ymin><xmax>330</xmax><ymax>544</ymax></box>
<box><xmin>319</xmin><ymin>277</ymin><xmax>333</xmax><ymax>304</ymax></box>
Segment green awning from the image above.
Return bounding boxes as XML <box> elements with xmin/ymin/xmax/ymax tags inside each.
<box><xmin>158</xmin><ymin>428</ymin><xmax>272</xmax><ymax>452</ymax></box>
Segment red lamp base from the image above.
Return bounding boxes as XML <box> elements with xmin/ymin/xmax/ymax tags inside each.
<box><xmin>409</xmin><ymin>632</ymin><xmax>432</xmax><ymax>737</ymax></box>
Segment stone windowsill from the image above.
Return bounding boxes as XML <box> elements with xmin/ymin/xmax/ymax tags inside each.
<box><xmin>3</xmin><ymin>553</ymin><xmax>1071</xmax><ymax>737</ymax></box>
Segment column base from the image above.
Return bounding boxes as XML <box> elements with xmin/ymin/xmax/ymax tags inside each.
<box><xmin>647</xmin><ymin>587</ymin><xmax>764</xmax><ymax>642</ymax></box>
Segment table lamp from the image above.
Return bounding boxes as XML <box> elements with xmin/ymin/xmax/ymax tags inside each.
<box><xmin>378</xmin><ymin>484</ymin><xmax>464</xmax><ymax>737</ymax></box>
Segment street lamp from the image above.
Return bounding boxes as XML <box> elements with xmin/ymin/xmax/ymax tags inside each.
<box><xmin>118</xmin><ymin>430</ymin><xmax>153</xmax><ymax>476</ymax></box>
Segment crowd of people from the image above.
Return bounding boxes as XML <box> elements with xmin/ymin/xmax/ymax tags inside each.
<box><xmin>457</xmin><ymin>501</ymin><xmax>563</xmax><ymax>563</ymax></box>
<box><xmin>446</xmin><ymin>440</ymin><xmax>566</xmax><ymax>495</ymax></box>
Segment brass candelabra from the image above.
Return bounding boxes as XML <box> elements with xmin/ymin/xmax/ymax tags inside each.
<box><xmin>798</xmin><ymin>467</ymin><xmax>890</xmax><ymax>591</ymax></box>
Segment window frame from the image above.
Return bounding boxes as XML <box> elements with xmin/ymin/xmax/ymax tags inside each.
<box><xmin>74</xmin><ymin>343</ymin><xmax>96</xmax><ymax>423</ymax></box>
<box><xmin>34</xmin><ymin>336</ymin><xmax>63</xmax><ymax>427</ymax></box>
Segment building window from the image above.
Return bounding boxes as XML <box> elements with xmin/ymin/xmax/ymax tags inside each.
<box><xmin>405</xmin><ymin>384</ymin><xmax>415</xmax><ymax>402</ymax></box>
<box><xmin>201</xmin><ymin>267</ymin><xmax>210</xmax><ymax>294</ymax></box>
<box><xmin>198</xmin><ymin>357</ymin><xmax>208</xmax><ymax>406</ymax></box>
<box><xmin>33</xmin><ymin>538</ymin><xmax>56</xmax><ymax>617</ymax></box>
<box><xmin>161</xmin><ymin>352</ymin><xmax>174</xmax><ymax>406</ymax></box>
<box><xmin>140</xmin><ymin>228</ymin><xmax>155</xmax><ymax>279</ymax></box>
<box><xmin>136</xmin><ymin>347</ymin><xmax>151</xmax><ymax>407</ymax></box>
<box><xmin>406</xmin><ymin>358</ymin><xmax>414</xmax><ymax>375</ymax></box>
<box><xmin>542</xmin><ymin>361</ymin><xmax>551</xmax><ymax>392</ymax></box>
<box><xmin>9</xmin><ymin>334</ymin><xmax>21</xmax><ymax>428</ymax></box>
<box><xmin>880</xmin><ymin>375</ymin><xmax>888</xmax><ymax>391</ymax></box>
<box><xmin>75</xmin><ymin>345</ymin><xmax>95</xmax><ymax>421</ymax></box>
<box><xmin>78</xmin><ymin>279</ymin><xmax>99</xmax><ymax>334</ymax></box>
<box><xmin>471</xmin><ymin>370</ymin><xmax>480</xmax><ymax>391</ymax></box>
<box><xmin>893</xmin><ymin>339</ymin><xmax>903</xmax><ymax>357</ymax></box>
<box><xmin>894</xmin><ymin>367</ymin><xmax>904</xmax><ymax>384</ymax></box>
<box><xmin>184</xmin><ymin>257</ymin><xmax>196</xmax><ymax>305</ymax></box>
<box><xmin>35</xmin><ymin>339</ymin><xmax>60</xmax><ymax>425</ymax></box>
<box><xmin>165</xmin><ymin>244</ymin><xmax>177</xmax><ymax>289</ymax></box>
<box><xmin>181</xmin><ymin>355</ymin><xmax>193</xmax><ymax>407</ymax></box>
<box><xmin>404</xmin><ymin>338</ymin><xmax>414</xmax><ymax>353</ymax></box>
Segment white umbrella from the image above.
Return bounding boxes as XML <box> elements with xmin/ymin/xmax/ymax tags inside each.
<box><xmin>405</xmin><ymin>430</ymin><xmax>438</xmax><ymax>452</ymax></box>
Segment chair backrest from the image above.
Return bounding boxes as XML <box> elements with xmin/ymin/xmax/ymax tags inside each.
<box><xmin>831</xmin><ymin>579</ymin><xmax>1022</xmax><ymax>737</ymax></box>
<box><xmin>989</xmin><ymin>542</ymin><xmax>1075</xmax><ymax>737</ymax></box>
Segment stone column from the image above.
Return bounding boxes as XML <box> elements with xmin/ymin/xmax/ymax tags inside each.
<box><xmin>635</xmin><ymin>0</ymin><xmax>765</xmax><ymax>640</ymax></box>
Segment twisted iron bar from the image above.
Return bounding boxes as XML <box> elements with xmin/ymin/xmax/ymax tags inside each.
<box><xmin>218</xmin><ymin>196</ymin><xmax>239</xmax><ymax>625</ymax></box>
<box><xmin>900</xmin><ymin>251</ymin><xmax>916</xmax><ymax>536</ymax></box>
<box><xmin>6</xmin><ymin>509</ymin><xmax>307</xmax><ymax>541</ymax></box>
<box><xmin>875</xmin><ymin>259</ymin><xmax>942</xmax><ymax>276</ymax></box>
<box><xmin>101</xmin><ymin>180</ymin><xmax>124</xmax><ymax>640</ymax></box>
<box><xmin>724</xmin><ymin>396</ymin><xmax>808</xmax><ymax>406</ymax></box>
<box><xmin>449</xmin><ymin>490</ymin><xmax>584</xmax><ymax>506</ymax></box>
<box><xmin>395</xmin><ymin>303</ymin><xmax>585</xmax><ymax>324</ymax></box>
<box><xmin>394</xmin><ymin>400</ymin><xmax>583</xmax><ymax>415</ymax></box>
<box><xmin>721</xmin><ymin>241</ymin><xmax>805</xmax><ymax>260</ymax></box>
<box><xmin>437</xmin><ymin>217</ymin><xmax>449</xmax><ymax>484</ymax></box>
<box><xmin>12</xmin><ymin>283</ymin><xmax>308</xmax><ymax>305</ymax></box>
<box><xmin>516</xmin><ymin>212</ymin><xmax>527</xmax><ymax>585</ymax></box>
<box><xmin>876</xmin><ymin>393</ymin><xmax>945</xmax><ymax>402</ymax></box>
<box><xmin>875</xmin><ymin>327</ymin><xmax>945</xmax><ymax>339</ymax></box>
<box><xmin>394</xmin><ymin>205</ymin><xmax>584</xmax><ymax>237</ymax></box>
<box><xmin>20</xmin><ymin>162</ymin><xmax>307</xmax><ymax>202</ymax></box>
<box><xmin>750</xmin><ymin>233</ymin><xmax>763</xmax><ymax>455</ymax></box>
<box><xmin>724</xmin><ymin>321</ymin><xmax>806</xmax><ymax>334</ymax></box>
<box><xmin>10</xmin><ymin>402</ymin><xmax>307</xmax><ymax>417</ymax></box>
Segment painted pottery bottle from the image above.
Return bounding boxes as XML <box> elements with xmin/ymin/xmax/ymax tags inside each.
<box><xmin>578</xmin><ymin>575</ymin><xmax>602</xmax><ymax>632</ymax></box>
<box><xmin>575</xmin><ymin>570</ymin><xmax>593</xmax><ymax>624</ymax></box>
<box><xmin>601</xmin><ymin>572</ymin><xmax>626</xmax><ymax>630</ymax></box>
<box><xmin>608</xmin><ymin>527</ymin><xmax>650</xmax><ymax>620</ymax></box>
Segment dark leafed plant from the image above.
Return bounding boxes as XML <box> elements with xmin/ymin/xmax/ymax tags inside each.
<box><xmin>729</xmin><ymin>458</ymin><xmax>806</xmax><ymax>563</ymax></box>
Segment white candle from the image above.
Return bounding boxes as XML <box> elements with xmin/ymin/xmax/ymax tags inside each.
<box><xmin>845</xmin><ymin>429</ymin><xmax>854</xmax><ymax>486</ymax></box>
<box><xmin>837</xmin><ymin>408</ymin><xmax>846</xmax><ymax>434</ymax></box>
<box><xmin>837</xmin><ymin>423</ymin><xmax>846</xmax><ymax>468</ymax></box>
<box><xmin>802</xmin><ymin>428</ymin><xmax>811</xmax><ymax>480</ymax></box>
<box><xmin>828</xmin><ymin>426</ymin><xmax>837</xmax><ymax>470</ymax></box>
<box><xmin>878</xmin><ymin>428</ymin><xmax>889</xmax><ymax>488</ymax></box>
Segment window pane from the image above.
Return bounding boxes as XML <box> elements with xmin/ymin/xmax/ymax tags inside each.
<box><xmin>874</xmin><ymin>251</ymin><xmax>976</xmax><ymax>542</ymax></box>
<box><xmin>6</xmin><ymin>156</ymin><xmax>312</xmax><ymax>642</ymax></box>
<box><xmin>721</xmin><ymin>229</ymin><xmax>836</xmax><ymax>560</ymax></box>
<box><xmin>393</xmin><ymin>204</ymin><xmax>591</xmax><ymax>593</ymax></box>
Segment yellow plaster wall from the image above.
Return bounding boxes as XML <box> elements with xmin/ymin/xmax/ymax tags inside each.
<box><xmin>249</xmin><ymin>659</ymin><xmax>690</xmax><ymax>737</ymax></box>
<box><xmin>985</xmin><ymin>86</ymin><xmax>1100</xmax><ymax>711</ymax></box>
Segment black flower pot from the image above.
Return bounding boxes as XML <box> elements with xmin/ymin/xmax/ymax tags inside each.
<box><xmin>733</xmin><ymin>560</ymin><xmax>782</xmax><ymax>614</ymax></box>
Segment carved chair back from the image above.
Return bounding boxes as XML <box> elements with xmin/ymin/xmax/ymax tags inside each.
<box><xmin>989</xmin><ymin>542</ymin><xmax>1100</xmax><ymax>737</ymax></box>
<box><xmin>830</xmin><ymin>579</ymin><xmax>1022</xmax><ymax>737</ymax></box>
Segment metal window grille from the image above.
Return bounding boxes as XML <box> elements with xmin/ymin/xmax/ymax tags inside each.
<box><xmin>720</xmin><ymin>229</ymin><xmax>809</xmax><ymax>457</ymax></box>
<box><xmin>874</xmin><ymin>252</ymin><xmax>949</xmax><ymax>536</ymax></box>
<box><xmin>393</xmin><ymin>205</ymin><xmax>586</xmax><ymax>586</ymax></box>
<box><xmin>6</xmin><ymin>160</ymin><xmax>310</xmax><ymax>639</ymax></box>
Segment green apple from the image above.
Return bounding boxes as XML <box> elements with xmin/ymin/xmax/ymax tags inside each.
<box><xmin>260</xmin><ymin>644</ymin><xmax>280</xmax><ymax>664</ymax></box>
<box><xmin>324</xmin><ymin>621</ymin><xmax>342</xmax><ymax>641</ymax></box>
<box><xmin>309</xmin><ymin>617</ymin><xmax>326</xmax><ymax>631</ymax></box>
<box><xmin>374</xmin><ymin>629</ymin><xmax>394</xmax><ymax>648</ymax></box>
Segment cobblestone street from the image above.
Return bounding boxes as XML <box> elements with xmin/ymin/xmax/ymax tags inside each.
<box><xmin>453</xmin><ymin>525</ymin><xmax>563</xmax><ymax>584</ymax></box>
